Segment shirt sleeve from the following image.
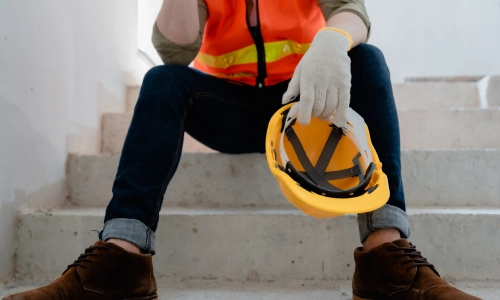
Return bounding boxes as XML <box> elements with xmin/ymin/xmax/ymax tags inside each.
<box><xmin>317</xmin><ymin>0</ymin><xmax>371</xmax><ymax>40</ymax></box>
<box><xmin>151</xmin><ymin>0</ymin><xmax>208</xmax><ymax>65</ymax></box>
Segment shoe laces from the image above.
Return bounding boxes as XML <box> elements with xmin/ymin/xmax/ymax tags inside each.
<box><xmin>388</xmin><ymin>243</ymin><xmax>440</xmax><ymax>276</ymax></box>
<box><xmin>62</xmin><ymin>245</ymin><xmax>111</xmax><ymax>275</ymax></box>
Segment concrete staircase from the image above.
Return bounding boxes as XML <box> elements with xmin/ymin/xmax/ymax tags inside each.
<box><xmin>2</xmin><ymin>77</ymin><xmax>500</xmax><ymax>299</ymax></box>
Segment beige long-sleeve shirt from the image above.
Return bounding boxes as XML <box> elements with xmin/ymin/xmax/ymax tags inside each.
<box><xmin>152</xmin><ymin>0</ymin><xmax>370</xmax><ymax>66</ymax></box>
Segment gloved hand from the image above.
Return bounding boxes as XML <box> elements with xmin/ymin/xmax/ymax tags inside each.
<box><xmin>282</xmin><ymin>28</ymin><xmax>352</xmax><ymax>127</ymax></box>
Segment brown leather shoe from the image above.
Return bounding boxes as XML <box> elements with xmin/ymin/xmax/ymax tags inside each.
<box><xmin>352</xmin><ymin>239</ymin><xmax>481</xmax><ymax>300</ymax></box>
<box><xmin>2</xmin><ymin>241</ymin><xmax>157</xmax><ymax>300</ymax></box>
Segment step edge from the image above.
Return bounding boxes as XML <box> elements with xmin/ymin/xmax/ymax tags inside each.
<box><xmin>18</xmin><ymin>206</ymin><xmax>500</xmax><ymax>217</ymax></box>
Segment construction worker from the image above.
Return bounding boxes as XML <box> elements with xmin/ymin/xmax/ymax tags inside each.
<box><xmin>3</xmin><ymin>0</ymin><xmax>480</xmax><ymax>299</ymax></box>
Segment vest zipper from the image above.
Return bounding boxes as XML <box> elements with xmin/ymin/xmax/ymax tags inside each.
<box><xmin>246</xmin><ymin>0</ymin><xmax>267</xmax><ymax>88</ymax></box>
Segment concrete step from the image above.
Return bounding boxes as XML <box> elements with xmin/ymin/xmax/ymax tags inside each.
<box><xmin>67</xmin><ymin>150</ymin><xmax>500</xmax><ymax>208</ymax></box>
<box><xmin>393</xmin><ymin>82</ymin><xmax>480</xmax><ymax>109</ymax></box>
<box><xmin>1</xmin><ymin>280</ymin><xmax>497</xmax><ymax>299</ymax></box>
<box><xmin>125</xmin><ymin>85</ymin><xmax>140</xmax><ymax>112</ymax></box>
<box><xmin>100</xmin><ymin>112</ymin><xmax>215</xmax><ymax>154</ymax></box>
<box><xmin>126</xmin><ymin>80</ymin><xmax>490</xmax><ymax>112</ymax></box>
<box><xmin>398</xmin><ymin>108</ymin><xmax>500</xmax><ymax>149</ymax></box>
<box><xmin>13</xmin><ymin>207</ymin><xmax>500</xmax><ymax>285</ymax></box>
<box><xmin>487</xmin><ymin>76</ymin><xmax>500</xmax><ymax>107</ymax></box>
<box><xmin>402</xmin><ymin>75</ymin><xmax>500</xmax><ymax>108</ymax></box>
<box><xmin>100</xmin><ymin>108</ymin><xmax>500</xmax><ymax>153</ymax></box>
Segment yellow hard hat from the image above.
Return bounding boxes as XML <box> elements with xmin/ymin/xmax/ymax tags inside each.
<box><xmin>265</xmin><ymin>103</ymin><xmax>389</xmax><ymax>218</ymax></box>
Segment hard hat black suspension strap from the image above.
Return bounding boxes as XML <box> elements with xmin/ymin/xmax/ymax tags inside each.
<box><xmin>285</xmin><ymin>122</ymin><xmax>347</xmax><ymax>189</ymax></box>
<box><xmin>322</xmin><ymin>164</ymin><xmax>361</xmax><ymax>180</ymax></box>
<box><xmin>284</xmin><ymin>125</ymin><xmax>341</xmax><ymax>191</ymax></box>
<box><xmin>284</xmin><ymin>123</ymin><xmax>376</xmax><ymax>198</ymax></box>
<box><xmin>352</xmin><ymin>153</ymin><xmax>365</xmax><ymax>182</ymax></box>
<box><xmin>315</xmin><ymin>125</ymin><xmax>343</xmax><ymax>175</ymax></box>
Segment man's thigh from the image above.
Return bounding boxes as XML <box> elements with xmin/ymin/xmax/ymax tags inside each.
<box><xmin>185</xmin><ymin>77</ymin><xmax>289</xmax><ymax>154</ymax></box>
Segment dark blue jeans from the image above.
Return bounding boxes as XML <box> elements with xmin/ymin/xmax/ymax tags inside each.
<box><xmin>102</xmin><ymin>44</ymin><xmax>409</xmax><ymax>253</ymax></box>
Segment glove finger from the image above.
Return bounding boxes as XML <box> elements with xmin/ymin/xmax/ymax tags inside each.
<box><xmin>319</xmin><ymin>88</ymin><xmax>337</xmax><ymax>120</ymax></box>
<box><xmin>297</xmin><ymin>85</ymin><xmax>315</xmax><ymax>125</ymax></box>
<box><xmin>282</xmin><ymin>66</ymin><xmax>301</xmax><ymax>104</ymax></box>
<box><xmin>311</xmin><ymin>89</ymin><xmax>327</xmax><ymax>119</ymax></box>
<box><xmin>333</xmin><ymin>88</ymin><xmax>350</xmax><ymax>128</ymax></box>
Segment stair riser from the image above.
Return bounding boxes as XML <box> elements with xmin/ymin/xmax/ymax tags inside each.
<box><xmin>15</xmin><ymin>210</ymin><xmax>500</xmax><ymax>284</ymax></box>
<box><xmin>101</xmin><ymin>109</ymin><xmax>500</xmax><ymax>154</ymax></box>
<box><xmin>487</xmin><ymin>76</ymin><xmax>500</xmax><ymax>107</ymax></box>
<box><xmin>128</xmin><ymin>83</ymin><xmax>485</xmax><ymax>112</ymax></box>
<box><xmin>126</xmin><ymin>76</ymin><xmax>500</xmax><ymax>112</ymax></box>
<box><xmin>68</xmin><ymin>151</ymin><xmax>500</xmax><ymax>208</ymax></box>
<box><xmin>125</xmin><ymin>85</ymin><xmax>140</xmax><ymax>112</ymax></box>
<box><xmin>399</xmin><ymin>109</ymin><xmax>500</xmax><ymax>149</ymax></box>
<box><xmin>393</xmin><ymin>82</ymin><xmax>480</xmax><ymax>109</ymax></box>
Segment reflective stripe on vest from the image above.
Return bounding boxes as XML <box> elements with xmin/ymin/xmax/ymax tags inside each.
<box><xmin>196</xmin><ymin>40</ymin><xmax>311</xmax><ymax>69</ymax></box>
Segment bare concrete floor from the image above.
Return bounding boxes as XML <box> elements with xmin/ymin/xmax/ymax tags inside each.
<box><xmin>1</xmin><ymin>280</ymin><xmax>499</xmax><ymax>299</ymax></box>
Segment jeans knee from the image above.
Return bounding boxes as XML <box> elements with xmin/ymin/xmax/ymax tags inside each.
<box><xmin>350</xmin><ymin>44</ymin><xmax>391</xmax><ymax>88</ymax></box>
<box><xmin>351</xmin><ymin>44</ymin><xmax>384</xmax><ymax>61</ymax></box>
<box><xmin>351</xmin><ymin>44</ymin><xmax>389</xmax><ymax>73</ymax></box>
<box><xmin>143</xmin><ymin>64</ymin><xmax>191</xmax><ymax>86</ymax></box>
<box><xmin>137</xmin><ymin>65</ymin><xmax>193</xmax><ymax>110</ymax></box>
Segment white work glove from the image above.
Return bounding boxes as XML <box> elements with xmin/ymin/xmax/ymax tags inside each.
<box><xmin>282</xmin><ymin>28</ymin><xmax>352</xmax><ymax>127</ymax></box>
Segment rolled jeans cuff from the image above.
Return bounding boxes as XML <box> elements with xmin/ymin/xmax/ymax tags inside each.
<box><xmin>357</xmin><ymin>204</ymin><xmax>410</xmax><ymax>244</ymax></box>
<box><xmin>101</xmin><ymin>218</ymin><xmax>156</xmax><ymax>254</ymax></box>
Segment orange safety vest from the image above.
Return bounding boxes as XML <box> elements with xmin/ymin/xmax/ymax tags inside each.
<box><xmin>193</xmin><ymin>0</ymin><xmax>325</xmax><ymax>87</ymax></box>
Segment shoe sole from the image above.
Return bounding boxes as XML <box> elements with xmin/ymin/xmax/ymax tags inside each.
<box><xmin>121</xmin><ymin>294</ymin><xmax>158</xmax><ymax>300</ymax></box>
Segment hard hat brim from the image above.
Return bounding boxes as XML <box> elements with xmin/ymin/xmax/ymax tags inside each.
<box><xmin>265</xmin><ymin>103</ymin><xmax>390</xmax><ymax>218</ymax></box>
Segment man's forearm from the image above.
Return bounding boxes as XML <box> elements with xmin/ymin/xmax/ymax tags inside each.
<box><xmin>156</xmin><ymin>0</ymin><xmax>199</xmax><ymax>45</ymax></box>
<box><xmin>326</xmin><ymin>12</ymin><xmax>368</xmax><ymax>48</ymax></box>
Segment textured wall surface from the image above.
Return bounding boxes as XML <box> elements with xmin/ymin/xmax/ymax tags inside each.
<box><xmin>0</xmin><ymin>0</ymin><xmax>138</xmax><ymax>279</ymax></box>
<box><xmin>366</xmin><ymin>0</ymin><xmax>500</xmax><ymax>82</ymax></box>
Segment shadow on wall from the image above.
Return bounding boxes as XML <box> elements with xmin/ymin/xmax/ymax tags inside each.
<box><xmin>0</xmin><ymin>97</ymin><xmax>67</xmax><ymax>282</ymax></box>
<box><xmin>0</xmin><ymin>183</ymin><xmax>65</xmax><ymax>284</ymax></box>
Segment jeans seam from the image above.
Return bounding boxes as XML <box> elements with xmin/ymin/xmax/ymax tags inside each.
<box><xmin>144</xmin><ymin>90</ymin><xmax>192</xmax><ymax>250</ymax></box>
<box><xmin>188</xmin><ymin>93</ymin><xmax>194</xmax><ymax>107</ymax></box>
<box><xmin>145</xmin><ymin>111</ymin><xmax>187</xmax><ymax>249</ymax></box>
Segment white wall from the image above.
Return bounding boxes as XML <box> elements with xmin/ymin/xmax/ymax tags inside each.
<box><xmin>0</xmin><ymin>0</ymin><xmax>137</xmax><ymax>280</ymax></box>
<box><xmin>365</xmin><ymin>0</ymin><xmax>500</xmax><ymax>82</ymax></box>
<box><xmin>138</xmin><ymin>0</ymin><xmax>500</xmax><ymax>83</ymax></box>
<box><xmin>137</xmin><ymin>0</ymin><xmax>163</xmax><ymax>65</ymax></box>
